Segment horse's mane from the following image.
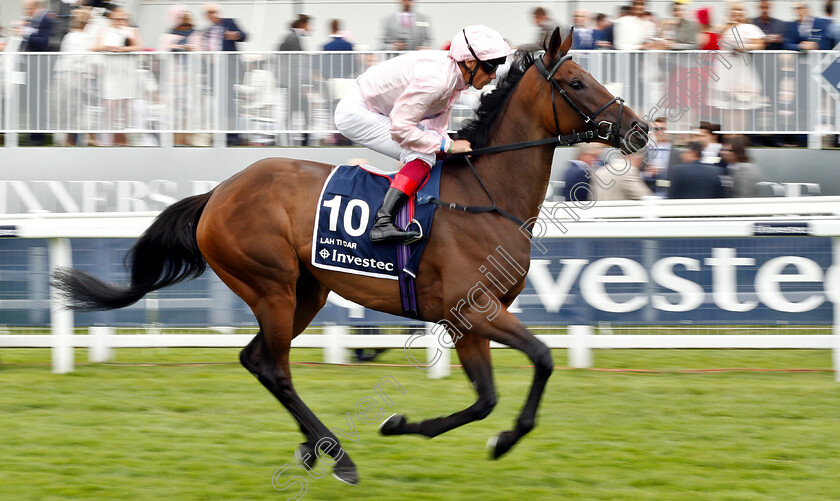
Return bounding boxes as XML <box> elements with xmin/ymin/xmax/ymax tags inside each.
<box><xmin>457</xmin><ymin>49</ymin><xmax>536</xmax><ymax>149</ymax></box>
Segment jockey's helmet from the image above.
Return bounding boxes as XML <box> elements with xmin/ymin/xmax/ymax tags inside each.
<box><xmin>450</xmin><ymin>25</ymin><xmax>514</xmax><ymax>85</ymax></box>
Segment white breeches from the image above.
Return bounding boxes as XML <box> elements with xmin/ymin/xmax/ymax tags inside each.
<box><xmin>334</xmin><ymin>82</ymin><xmax>436</xmax><ymax>167</ymax></box>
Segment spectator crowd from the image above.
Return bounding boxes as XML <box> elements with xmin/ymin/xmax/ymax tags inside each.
<box><xmin>548</xmin><ymin>0</ymin><xmax>839</xmax><ymax>51</ymax></box>
<box><xmin>560</xmin><ymin>119</ymin><xmax>764</xmax><ymax>202</ymax></box>
<box><xmin>0</xmin><ymin>0</ymin><xmax>838</xmax><ymax>147</ymax></box>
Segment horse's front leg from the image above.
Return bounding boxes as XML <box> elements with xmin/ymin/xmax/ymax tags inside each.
<box><xmin>380</xmin><ymin>332</ymin><xmax>497</xmax><ymax>437</ymax></box>
<box><xmin>462</xmin><ymin>305</ymin><xmax>554</xmax><ymax>459</ymax></box>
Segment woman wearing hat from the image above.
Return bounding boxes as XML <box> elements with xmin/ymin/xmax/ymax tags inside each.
<box><xmin>334</xmin><ymin>25</ymin><xmax>513</xmax><ymax>244</ymax></box>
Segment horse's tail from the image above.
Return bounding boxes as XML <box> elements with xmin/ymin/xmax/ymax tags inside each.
<box><xmin>52</xmin><ymin>191</ymin><xmax>214</xmax><ymax>311</ymax></box>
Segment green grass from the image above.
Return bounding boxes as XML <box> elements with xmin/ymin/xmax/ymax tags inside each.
<box><xmin>1</xmin><ymin>348</ymin><xmax>838</xmax><ymax>500</ymax></box>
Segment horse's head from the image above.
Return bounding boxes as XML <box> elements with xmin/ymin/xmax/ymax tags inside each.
<box><xmin>535</xmin><ymin>27</ymin><xmax>648</xmax><ymax>153</ymax></box>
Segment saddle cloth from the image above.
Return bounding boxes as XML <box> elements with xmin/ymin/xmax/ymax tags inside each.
<box><xmin>311</xmin><ymin>161</ymin><xmax>442</xmax><ymax>280</ymax></box>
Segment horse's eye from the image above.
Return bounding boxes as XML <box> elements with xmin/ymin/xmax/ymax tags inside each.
<box><xmin>570</xmin><ymin>80</ymin><xmax>584</xmax><ymax>90</ymax></box>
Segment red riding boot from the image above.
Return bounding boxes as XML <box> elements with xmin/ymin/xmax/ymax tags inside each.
<box><xmin>370</xmin><ymin>159</ymin><xmax>431</xmax><ymax>244</ymax></box>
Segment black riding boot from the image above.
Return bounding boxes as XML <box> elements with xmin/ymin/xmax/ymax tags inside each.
<box><xmin>370</xmin><ymin>187</ymin><xmax>421</xmax><ymax>244</ymax></box>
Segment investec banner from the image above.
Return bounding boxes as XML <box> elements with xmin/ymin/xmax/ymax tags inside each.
<box><xmin>314</xmin><ymin>236</ymin><xmax>836</xmax><ymax>326</ymax></box>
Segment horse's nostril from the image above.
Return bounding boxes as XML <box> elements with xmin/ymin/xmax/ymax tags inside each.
<box><xmin>632</xmin><ymin>121</ymin><xmax>649</xmax><ymax>135</ymax></box>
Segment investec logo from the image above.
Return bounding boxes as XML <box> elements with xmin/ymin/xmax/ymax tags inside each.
<box><xmin>319</xmin><ymin>247</ymin><xmax>395</xmax><ymax>272</ymax></box>
<box><xmin>526</xmin><ymin>247</ymin><xmax>840</xmax><ymax>314</ymax></box>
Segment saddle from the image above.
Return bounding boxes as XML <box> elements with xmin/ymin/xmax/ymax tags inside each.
<box><xmin>311</xmin><ymin>162</ymin><xmax>444</xmax><ymax>317</ymax></box>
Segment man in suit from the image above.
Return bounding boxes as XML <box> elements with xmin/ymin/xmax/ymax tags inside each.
<box><xmin>278</xmin><ymin>14</ymin><xmax>310</xmax><ymax>51</ymax></box>
<box><xmin>324</xmin><ymin>19</ymin><xmax>353</xmax><ymax>52</ymax></box>
<box><xmin>278</xmin><ymin>14</ymin><xmax>313</xmax><ymax>145</ymax></box>
<box><xmin>696</xmin><ymin>121</ymin><xmax>728</xmax><ymax>172</ymax></box>
<box><xmin>571</xmin><ymin>9</ymin><xmax>595</xmax><ymax>50</ymax></box>
<box><xmin>322</xmin><ymin>19</ymin><xmax>355</xmax><ymax>145</ymax></box>
<box><xmin>17</xmin><ymin>0</ymin><xmax>52</xmax><ymax>51</ymax></box>
<box><xmin>780</xmin><ymin>2</ymin><xmax>833</xmax><ymax>146</ymax></box>
<box><xmin>562</xmin><ymin>143</ymin><xmax>603</xmax><ymax>202</ymax></box>
<box><xmin>751</xmin><ymin>0</ymin><xmax>785</xmax><ymax>138</ymax></box>
<box><xmin>593</xmin><ymin>12</ymin><xmax>614</xmax><ymax>49</ymax></box>
<box><xmin>753</xmin><ymin>0</ymin><xmax>786</xmax><ymax>49</ymax></box>
<box><xmin>381</xmin><ymin>0</ymin><xmax>431</xmax><ymax>50</ymax></box>
<box><xmin>321</xmin><ymin>19</ymin><xmax>355</xmax><ymax>80</ymax></box>
<box><xmin>15</xmin><ymin>0</ymin><xmax>53</xmax><ymax>145</ymax></box>
<box><xmin>591</xmin><ymin>152</ymin><xmax>652</xmax><ymax>201</ymax></box>
<box><xmin>783</xmin><ymin>2</ymin><xmax>834</xmax><ymax>50</ymax></box>
<box><xmin>520</xmin><ymin>6</ymin><xmax>570</xmax><ymax>53</ymax></box>
<box><xmin>202</xmin><ymin>3</ymin><xmax>247</xmax><ymax>146</ymax></box>
<box><xmin>203</xmin><ymin>3</ymin><xmax>247</xmax><ymax>51</ymax></box>
<box><xmin>668</xmin><ymin>142</ymin><xmax>726</xmax><ymax>199</ymax></box>
<box><xmin>533</xmin><ymin>7</ymin><xmax>569</xmax><ymax>47</ymax></box>
<box><xmin>642</xmin><ymin>117</ymin><xmax>681</xmax><ymax>196</ymax></box>
<box><xmin>661</xmin><ymin>2</ymin><xmax>698</xmax><ymax>50</ymax></box>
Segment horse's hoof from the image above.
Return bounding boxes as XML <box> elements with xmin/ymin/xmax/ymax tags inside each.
<box><xmin>487</xmin><ymin>431</ymin><xmax>517</xmax><ymax>460</ymax></box>
<box><xmin>378</xmin><ymin>413</ymin><xmax>406</xmax><ymax>436</ymax></box>
<box><xmin>294</xmin><ymin>442</ymin><xmax>317</xmax><ymax>469</ymax></box>
<box><xmin>332</xmin><ymin>465</ymin><xmax>359</xmax><ymax>486</ymax></box>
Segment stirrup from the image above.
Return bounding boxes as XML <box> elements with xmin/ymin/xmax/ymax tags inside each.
<box><xmin>402</xmin><ymin>219</ymin><xmax>424</xmax><ymax>245</ymax></box>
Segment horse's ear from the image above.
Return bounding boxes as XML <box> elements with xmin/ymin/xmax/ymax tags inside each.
<box><xmin>558</xmin><ymin>27</ymin><xmax>574</xmax><ymax>56</ymax></box>
<box><xmin>546</xmin><ymin>27</ymin><xmax>562</xmax><ymax>59</ymax></box>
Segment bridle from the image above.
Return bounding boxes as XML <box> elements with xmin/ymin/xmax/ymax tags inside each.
<box><xmin>457</xmin><ymin>51</ymin><xmax>630</xmax><ymax>158</ymax></box>
<box><xmin>534</xmin><ymin>52</ymin><xmax>625</xmax><ymax>150</ymax></box>
<box><xmin>432</xmin><ymin>51</ymin><xmax>635</xmax><ymax>232</ymax></box>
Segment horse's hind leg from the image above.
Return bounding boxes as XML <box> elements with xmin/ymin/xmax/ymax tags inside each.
<box><xmin>380</xmin><ymin>332</ymin><xmax>497</xmax><ymax>437</ymax></box>
<box><xmin>239</xmin><ymin>281</ymin><xmax>359</xmax><ymax>485</ymax></box>
<box><xmin>286</xmin><ymin>269</ymin><xmax>339</xmax><ymax>473</ymax></box>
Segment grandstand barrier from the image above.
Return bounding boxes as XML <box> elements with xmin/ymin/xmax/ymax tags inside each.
<box><xmin>2</xmin><ymin>50</ymin><xmax>839</xmax><ymax>146</ymax></box>
<box><xmin>1</xmin><ymin>197</ymin><xmax>839</xmax><ymax>380</ymax></box>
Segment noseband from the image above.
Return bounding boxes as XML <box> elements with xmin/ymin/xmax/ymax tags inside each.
<box><xmin>534</xmin><ymin>53</ymin><xmax>624</xmax><ymax>149</ymax></box>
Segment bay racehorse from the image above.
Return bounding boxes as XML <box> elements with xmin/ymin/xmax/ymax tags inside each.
<box><xmin>54</xmin><ymin>29</ymin><xmax>648</xmax><ymax>485</ymax></box>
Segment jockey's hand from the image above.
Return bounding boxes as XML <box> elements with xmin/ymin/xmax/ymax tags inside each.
<box><xmin>449</xmin><ymin>140</ymin><xmax>472</xmax><ymax>154</ymax></box>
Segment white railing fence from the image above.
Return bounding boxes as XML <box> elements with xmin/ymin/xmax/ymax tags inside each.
<box><xmin>1</xmin><ymin>197</ymin><xmax>839</xmax><ymax>380</ymax></box>
<box><xmin>2</xmin><ymin>50</ymin><xmax>839</xmax><ymax>147</ymax></box>
<box><xmin>3</xmin><ymin>325</ymin><xmax>835</xmax><ymax>381</ymax></box>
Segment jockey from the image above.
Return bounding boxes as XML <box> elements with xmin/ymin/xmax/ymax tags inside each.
<box><xmin>335</xmin><ymin>25</ymin><xmax>514</xmax><ymax>244</ymax></box>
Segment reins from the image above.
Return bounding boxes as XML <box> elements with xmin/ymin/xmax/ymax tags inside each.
<box><xmin>424</xmin><ymin>130</ymin><xmax>598</xmax><ymax>233</ymax></box>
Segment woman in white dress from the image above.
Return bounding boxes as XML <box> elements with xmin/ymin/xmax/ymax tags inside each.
<box><xmin>92</xmin><ymin>7</ymin><xmax>143</xmax><ymax>146</ymax></box>
<box><xmin>51</xmin><ymin>8</ymin><xmax>95</xmax><ymax>145</ymax></box>
<box><xmin>710</xmin><ymin>1</ymin><xmax>766</xmax><ymax>130</ymax></box>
